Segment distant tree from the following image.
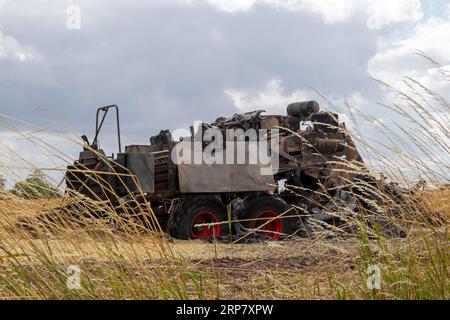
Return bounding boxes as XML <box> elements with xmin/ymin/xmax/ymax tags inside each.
<box><xmin>11</xmin><ymin>169</ymin><xmax>62</xmax><ymax>199</ymax></box>
<box><xmin>0</xmin><ymin>175</ymin><xmax>11</xmax><ymax>200</ymax></box>
<box><xmin>0</xmin><ymin>175</ymin><xmax>6</xmax><ymax>190</ymax></box>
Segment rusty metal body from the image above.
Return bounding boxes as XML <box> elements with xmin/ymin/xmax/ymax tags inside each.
<box><xmin>65</xmin><ymin>102</ymin><xmax>387</xmax><ymax>240</ymax></box>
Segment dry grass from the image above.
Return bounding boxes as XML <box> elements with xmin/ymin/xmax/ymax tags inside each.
<box><xmin>0</xmin><ymin>192</ymin><xmax>447</xmax><ymax>299</ymax></box>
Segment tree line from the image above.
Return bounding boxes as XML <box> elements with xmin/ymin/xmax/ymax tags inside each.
<box><xmin>0</xmin><ymin>169</ymin><xmax>61</xmax><ymax>199</ymax></box>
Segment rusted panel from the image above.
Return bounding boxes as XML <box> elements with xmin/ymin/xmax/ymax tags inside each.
<box><xmin>260</xmin><ymin>117</ymin><xmax>280</xmax><ymax>130</ymax></box>
<box><xmin>126</xmin><ymin>152</ymin><xmax>155</xmax><ymax>193</ymax></box>
<box><xmin>174</xmin><ymin>144</ymin><xmax>276</xmax><ymax>193</ymax></box>
<box><xmin>177</xmin><ymin>163</ymin><xmax>275</xmax><ymax>193</ymax></box>
<box><xmin>312</xmin><ymin>138</ymin><xmax>346</xmax><ymax>154</ymax></box>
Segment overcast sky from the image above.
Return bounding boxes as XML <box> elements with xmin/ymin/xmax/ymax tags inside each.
<box><xmin>0</xmin><ymin>0</ymin><xmax>449</xmax><ymax>183</ymax></box>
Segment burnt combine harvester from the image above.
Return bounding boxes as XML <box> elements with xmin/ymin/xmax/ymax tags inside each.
<box><xmin>65</xmin><ymin>102</ymin><xmax>404</xmax><ymax>240</ymax></box>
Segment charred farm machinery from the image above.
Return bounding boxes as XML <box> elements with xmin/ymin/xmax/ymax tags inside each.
<box><xmin>62</xmin><ymin>102</ymin><xmax>405</xmax><ymax>240</ymax></box>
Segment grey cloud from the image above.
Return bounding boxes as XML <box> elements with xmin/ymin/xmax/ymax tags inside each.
<box><xmin>0</xmin><ymin>0</ymin><xmax>406</xmax><ymax>153</ymax></box>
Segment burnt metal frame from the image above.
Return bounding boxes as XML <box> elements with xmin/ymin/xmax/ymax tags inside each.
<box><xmin>92</xmin><ymin>105</ymin><xmax>122</xmax><ymax>153</ymax></box>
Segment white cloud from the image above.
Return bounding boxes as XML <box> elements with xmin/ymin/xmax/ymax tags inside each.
<box><xmin>207</xmin><ymin>0</ymin><xmax>257</xmax><ymax>13</ymax></box>
<box><xmin>204</xmin><ymin>0</ymin><xmax>357</xmax><ymax>23</ymax></box>
<box><xmin>283</xmin><ymin>0</ymin><xmax>359</xmax><ymax>24</ymax></box>
<box><xmin>0</xmin><ymin>31</ymin><xmax>37</xmax><ymax>62</ymax></box>
<box><xmin>224</xmin><ymin>78</ymin><xmax>369</xmax><ymax>116</ymax></box>
<box><xmin>225</xmin><ymin>78</ymin><xmax>313</xmax><ymax>114</ymax></box>
<box><xmin>364</xmin><ymin>13</ymin><xmax>450</xmax><ymax>180</ymax></box>
<box><xmin>0</xmin><ymin>1</ymin><xmax>38</xmax><ymax>62</ymax></box>
<box><xmin>329</xmin><ymin>91</ymin><xmax>370</xmax><ymax>111</ymax></box>
<box><xmin>366</xmin><ymin>0</ymin><xmax>423</xmax><ymax>30</ymax></box>
<box><xmin>368</xmin><ymin>17</ymin><xmax>450</xmax><ymax>96</ymax></box>
<box><xmin>183</xmin><ymin>0</ymin><xmax>423</xmax><ymax>29</ymax></box>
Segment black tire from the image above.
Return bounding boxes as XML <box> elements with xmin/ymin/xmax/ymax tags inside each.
<box><xmin>241</xmin><ymin>196</ymin><xmax>298</xmax><ymax>240</ymax></box>
<box><xmin>167</xmin><ymin>197</ymin><xmax>228</xmax><ymax>240</ymax></box>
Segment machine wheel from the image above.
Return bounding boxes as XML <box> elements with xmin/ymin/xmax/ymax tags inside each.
<box><xmin>241</xmin><ymin>196</ymin><xmax>297</xmax><ymax>240</ymax></box>
<box><xmin>167</xmin><ymin>197</ymin><xmax>228</xmax><ymax>240</ymax></box>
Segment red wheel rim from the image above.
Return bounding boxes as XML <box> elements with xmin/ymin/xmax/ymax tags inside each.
<box><xmin>191</xmin><ymin>211</ymin><xmax>220</xmax><ymax>239</ymax></box>
<box><xmin>255</xmin><ymin>211</ymin><xmax>282</xmax><ymax>240</ymax></box>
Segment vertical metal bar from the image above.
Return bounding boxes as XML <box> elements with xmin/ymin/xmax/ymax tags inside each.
<box><xmin>91</xmin><ymin>105</ymin><xmax>121</xmax><ymax>153</ymax></box>
<box><xmin>115</xmin><ymin>106</ymin><xmax>122</xmax><ymax>153</ymax></box>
